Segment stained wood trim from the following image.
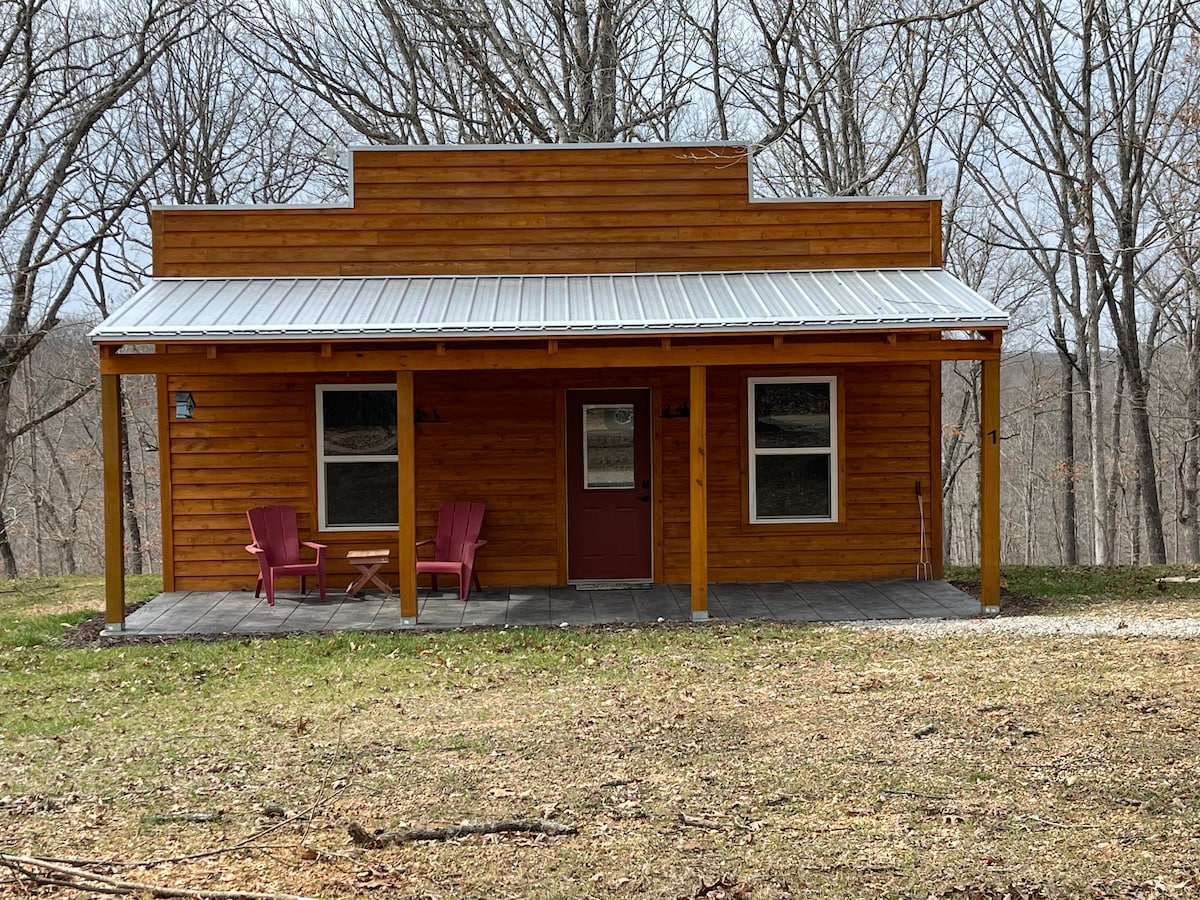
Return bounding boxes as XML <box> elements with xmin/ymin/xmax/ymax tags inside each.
<box><xmin>689</xmin><ymin>366</ymin><xmax>708</xmax><ymax>617</ymax></box>
<box><xmin>929</xmin><ymin>361</ymin><xmax>944</xmax><ymax>577</ymax></box>
<box><xmin>836</xmin><ymin>375</ymin><xmax>847</xmax><ymax>523</ymax></box>
<box><xmin>99</xmin><ymin>333</ymin><xmax>1005</xmax><ymax>377</ymax></box>
<box><xmin>737</xmin><ymin>367</ymin><xmax>849</xmax><ymax>532</ymax></box>
<box><xmin>930</xmin><ymin>199</ymin><xmax>943</xmax><ymax>268</ymax></box>
<box><xmin>396</xmin><ymin>372</ymin><xmax>417</xmax><ymax>621</ymax></box>
<box><xmin>980</xmin><ymin>357</ymin><xmax>1001</xmax><ymax>610</ymax></box>
<box><xmin>652</xmin><ymin>384</ymin><xmax>665</xmax><ymax>583</ymax></box>
<box><xmin>554</xmin><ymin>388</ymin><xmax>567</xmax><ymax>583</ymax></box>
<box><xmin>158</xmin><ymin>375</ymin><xmax>176</xmax><ymax>590</ymax></box>
<box><xmin>102</xmin><ymin>374</ymin><xmax>125</xmax><ymax>627</ymax></box>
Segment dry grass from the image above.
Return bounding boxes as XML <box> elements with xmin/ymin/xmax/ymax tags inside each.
<box><xmin>2</xmin><ymin>608</ymin><xmax>1199</xmax><ymax>899</ymax></box>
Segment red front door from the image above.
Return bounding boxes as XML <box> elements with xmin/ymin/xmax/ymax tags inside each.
<box><xmin>566</xmin><ymin>389</ymin><xmax>653</xmax><ymax>581</ymax></box>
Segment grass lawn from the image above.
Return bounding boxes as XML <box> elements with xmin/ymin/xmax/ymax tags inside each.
<box><xmin>0</xmin><ymin>570</ymin><xmax>1197</xmax><ymax>899</ymax></box>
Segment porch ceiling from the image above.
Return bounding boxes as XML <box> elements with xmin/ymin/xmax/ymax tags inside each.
<box><xmin>89</xmin><ymin>268</ymin><xmax>1007</xmax><ymax>344</ymax></box>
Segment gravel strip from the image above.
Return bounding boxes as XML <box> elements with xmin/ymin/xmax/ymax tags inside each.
<box><xmin>845</xmin><ymin>614</ymin><xmax>1200</xmax><ymax>639</ymax></box>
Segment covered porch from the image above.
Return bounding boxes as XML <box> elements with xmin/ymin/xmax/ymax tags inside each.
<box><xmin>106</xmin><ymin>578</ymin><xmax>978</xmax><ymax>638</ymax></box>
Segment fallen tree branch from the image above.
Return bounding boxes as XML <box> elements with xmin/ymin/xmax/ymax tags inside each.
<box><xmin>347</xmin><ymin>819</ymin><xmax>577</xmax><ymax>848</ymax></box>
<box><xmin>679</xmin><ymin>813</ymin><xmax>725</xmax><ymax>830</ymax></box>
<box><xmin>1023</xmin><ymin>814</ymin><xmax>1104</xmax><ymax>830</ymax></box>
<box><xmin>0</xmin><ymin>853</ymin><xmax>316</xmax><ymax>900</ymax></box>
<box><xmin>143</xmin><ymin>811</ymin><xmax>225</xmax><ymax>824</ymax></box>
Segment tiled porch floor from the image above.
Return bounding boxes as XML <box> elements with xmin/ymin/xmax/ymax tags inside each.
<box><xmin>108</xmin><ymin>579</ymin><xmax>979</xmax><ymax>637</ymax></box>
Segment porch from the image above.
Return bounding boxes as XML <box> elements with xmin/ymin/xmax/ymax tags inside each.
<box><xmin>107</xmin><ymin>579</ymin><xmax>978</xmax><ymax>638</ymax></box>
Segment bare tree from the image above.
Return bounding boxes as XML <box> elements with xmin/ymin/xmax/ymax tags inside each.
<box><xmin>242</xmin><ymin>0</ymin><xmax>701</xmax><ymax>146</ymax></box>
<box><xmin>0</xmin><ymin>0</ymin><xmax>202</xmax><ymax>576</ymax></box>
<box><xmin>731</xmin><ymin>0</ymin><xmax>983</xmax><ymax>196</ymax></box>
<box><xmin>961</xmin><ymin>0</ymin><xmax>1200</xmax><ymax>564</ymax></box>
<box><xmin>7</xmin><ymin>324</ymin><xmax>103</xmax><ymax>574</ymax></box>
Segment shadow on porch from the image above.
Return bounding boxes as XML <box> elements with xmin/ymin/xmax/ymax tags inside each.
<box><xmin>107</xmin><ymin>579</ymin><xmax>980</xmax><ymax>638</ymax></box>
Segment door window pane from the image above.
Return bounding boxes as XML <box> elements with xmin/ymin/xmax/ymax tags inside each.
<box><xmin>583</xmin><ymin>404</ymin><xmax>635</xmax><ymax>489</ymax></box>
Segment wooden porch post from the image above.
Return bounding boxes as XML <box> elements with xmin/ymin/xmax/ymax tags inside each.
<box><xmin>980</xmin><ymin>357</ymin><xmax>1001</xmax><ymax>613</ymax></box>
<box><xmin>689</xmin><ymin>366</ymin><xmax>708</xmax><ymax>620</ymax></box>
<box><xmin>101</xmin><ymin>374</ymin><xmax>126</xmax><ymax>631</ymax></box>
<box><xmin>396</xmin><ymin>371</ymin><xmax>418</xmax><ymax>624</ymax></box>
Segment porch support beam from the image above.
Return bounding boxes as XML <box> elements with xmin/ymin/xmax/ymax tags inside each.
<box><xmin>98</xmin><ymin>332</ymin><xmax>1006</xmax><ymax>377</ymax></box>
<box><xmin>980</xmin><ymin>357</ymin><xmax>1001</xmax><ymax>613</ymax></box>
<box><xmin>397</xmin><ymin>371</ymin><xmax>418</xmax><ymax>624</ymax></box>
<box><xmin>101</xmin><ymin>374</ymin><xmax>126</xmax><ymax>631</ymax></box>
<box><xmin>689</xmin><ymin>365</ymin><xmax>708</xmax><ymax>620</ymax></box>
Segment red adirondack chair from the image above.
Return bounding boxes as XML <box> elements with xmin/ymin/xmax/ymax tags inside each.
<box><xmin>416</xmin><ymin>501</ymin><xmax>487</xmax><ymax>601</ymax></box>
<box><xmin>245</xmin><ymin>505</ymin><xmax>327</xmax><ymax>606</ymax></box>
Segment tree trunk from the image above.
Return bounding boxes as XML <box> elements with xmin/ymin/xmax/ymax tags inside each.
<box><xmin>1186</xmin><ymin>337</ymin><xmax>1200</xmax><ymax>561</ymax></box>
<box><xmin>1127</xmin><ymin>376</ymin><xmax>1167</xmax><ymax>563</ymax></box>
<box><xmin>0</xmin><ymin>371</ymin><xmax>19</xmax><ymax>578</ymax></box>
<box><xmin>120</xmin><ymin>384</ymin><xmax>144</xmax><ymax>575</ymax></box>
<box><xmin>1053</xmin><ymin>333</ymin><xmax>1079</xmax><ymax>565</ymax></box>
<box><xmin>1085</xmin><ymin>316</ymin><xmax>1109</xmax><ymax>564</ymax></box>
<box><xmin>1105</xmin><ymin>363</ymin><xmax>1125</xmax><ymax>562</ymax></box>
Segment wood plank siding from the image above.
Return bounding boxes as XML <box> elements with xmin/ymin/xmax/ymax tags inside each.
<box><xmin>165</xmin><ymin>364</ymin><xmax>937</xmax><ymax>591</ymax></box>
<box><xmin>153</xmin><ymin>146</ymin><xmax>941</xmax><ymax>278</ymax></box>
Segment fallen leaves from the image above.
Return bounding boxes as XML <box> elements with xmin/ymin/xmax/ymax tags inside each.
<box><xmin>3</xmin><ymin>625</ymin><xmax>1199</xmax><ymax>897</ymax></box>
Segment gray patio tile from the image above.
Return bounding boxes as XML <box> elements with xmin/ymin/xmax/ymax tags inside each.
<box><xmin>712</xmin><ymin>584</ymin><xmax>771</xmax><ymax>617</ymax></box>
<box><xmin>371</xmin><ymin>607</ymin><xmax>411</xmax><ymax>630</ymax></box>
<box><xmin>632</xmin><ymin>597</ymin><xmax>687</xmax><ymax>621</ymax></box>
<box><xmin>107</xmin><ymin>579</ymin><xmax>979</xmax><ymax>637</ymax></box>
<box><xmin>761</xmin><ymin>601</ymin><xmax>822</xmax><ymax>622</ymax></box>
<box><xmin>504</xmin><ymin>587</ymin><xmax>552</xmax><ymax>625</ymax></box>
<box><xmin>589</xmin><ymin>591</ymin><xmax>641</xmax><ymax>623</ymax></box>
<box><xmin>550</xmin><ymin>592</ymin><xmax>598</xmax><ymax>624</ymax></box>
<box><xmin>273</xmin><ymin>605</ymin><xmax>339</xmax><ymax>630</ymax></box>
<box><xmin>414</xmin><ymin>606</ymin><xmax>468</xmax><ymax>627</ymax></box>
<box><xmin>846</xmin><ymin>600</ymin><xmax>911</xmax><ymax>619</ymax></box>
<box><xmin>324</xmin><ymin>612</ymin><xmax>387</xmax><ymax>631</ymax></box>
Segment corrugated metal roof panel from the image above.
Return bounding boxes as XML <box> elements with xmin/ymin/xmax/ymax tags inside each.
<box><xmin>89</xmin><ymin>269</ymin><xmax>1008</xmax><ymax>343</ymax></box>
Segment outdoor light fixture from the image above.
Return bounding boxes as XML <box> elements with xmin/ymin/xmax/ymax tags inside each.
<box><xmin>175</xmin><ymin>391</ymin><xmax>195</xmax><ymax>419</ymax></box>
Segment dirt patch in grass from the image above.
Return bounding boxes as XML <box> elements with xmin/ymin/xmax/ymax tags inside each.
<box><xmin>2</xmin><ymin>623</ymin><xmax>1198</xmax><ymax>899</ymax></box>
<box><xmin>947</xmin><ymin>580</ymin><xmax>1047</xmax><ymax>616</ymax></box>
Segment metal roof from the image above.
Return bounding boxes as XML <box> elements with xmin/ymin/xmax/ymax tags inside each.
<box><xmin>89</xmin><ymin>269</ymin><xmax>1007</xmax><ymax>343</ymax></box>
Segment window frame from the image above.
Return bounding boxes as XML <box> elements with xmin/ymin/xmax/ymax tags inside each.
<box><xmin>316</xmin><ymin>383</ymin><xmax>399</xmax><ymax>532</ymax></box>
<box><xmin>747</xmin><ymin>375</ymin><xmax>839</xmax><ymax>524</ymax></box>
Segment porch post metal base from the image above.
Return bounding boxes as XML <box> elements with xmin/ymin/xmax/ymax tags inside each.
<box><xmin>102</xmin><ymin>622</ymin><xmax>126</xmax><ymax>635</ymax></box>
<box><xmin>691</xmin><ymin>610</ymin><xmax>709</xmax><ymax>621</ymax></box>
<box><xmin>981</xmin><ymin>604</ymin><xmax>1000</xmax><ymax>616</ymax></box>
<box><xmin>400</xmin><ymin>616</ymin><xmax>418</xmax><ymax>627</ymax></box>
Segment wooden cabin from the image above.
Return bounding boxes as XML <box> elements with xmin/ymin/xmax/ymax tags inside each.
<box><xmin>92</xmin><ymin>143</ymin><xmax>1006</xmax><ymax>629</ymax></box>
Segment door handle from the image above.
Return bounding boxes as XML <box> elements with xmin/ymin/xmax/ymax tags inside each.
<box><xmin>639</xmin><ymin>495</ymin><xmax>650</xmax><ymax>502</ymax></box>
<box><xmin>641</xmin><ymin>480</ymin><xmax>650</xmax><ymax>490</ymax></box>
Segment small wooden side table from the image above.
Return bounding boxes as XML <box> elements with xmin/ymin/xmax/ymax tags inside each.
<box><xmin>346</xmin><ymin>549</ymin><xmax>392</xmax><ymax>598</ymax></box>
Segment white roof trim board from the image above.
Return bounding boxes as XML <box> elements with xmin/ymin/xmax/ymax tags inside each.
<box><xmin>89</xmin><ymin>269</ymin><xmax>1008</xmax><ymax>344</ymax></box>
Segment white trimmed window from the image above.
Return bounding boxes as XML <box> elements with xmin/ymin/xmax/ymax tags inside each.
<box><xmin>317</xmin><ymin>385</ymin><xmax>398</xmax><ymax>530</ymax></box>
<box><xmin>748</xmin><ymin>376</ymin><xmax>838</xmax><ymax>523</ymax></box>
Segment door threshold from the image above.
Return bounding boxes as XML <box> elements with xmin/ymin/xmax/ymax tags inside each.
<box><xmin>571</xmin><ymin>580</ymin><xmax>654</xmax><ymax>591</ymax></box>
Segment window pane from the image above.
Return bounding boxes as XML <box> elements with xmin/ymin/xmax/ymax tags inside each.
<box><xmin>754</xmin><ymin>382</ymin><xmax>831</xmax><ymax>449</ymax></box>
<box><xmin>325</xmin><ymin>461</ymin><xmax>398</xmax><ymax>526</ymax></box>
<box><xmin>583</xmin><ymin>404</ymin><xmax>635</xmax><ymax>489</ymax></box>
<box><xmin>755</xmin><ymin>454</ymin><xmax>831</xmax><ymax>519</ymax></box>
<box><xmin>323</xmin><ymin>390</ymin><xmax>397</xmax><ymax>456</ymax></box>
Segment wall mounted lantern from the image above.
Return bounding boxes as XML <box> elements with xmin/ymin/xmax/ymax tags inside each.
<box><xmin>660</xmin><ymin>402</ymin><xmax>689</xmax><ymax>419</ymax></box>
<box><xmin>175</xmin><ymin>391</ymin><xmax>195</xmax><ymax>419</ymax></box>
